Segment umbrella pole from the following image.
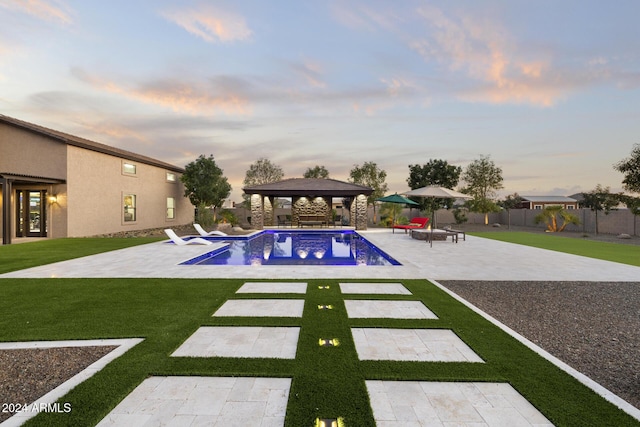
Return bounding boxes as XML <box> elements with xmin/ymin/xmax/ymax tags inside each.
<box><xmin>430</xmin><ymin>209</ymin><xmax>436</xmax><ymax>248</ymax></box>
<box><xmin>430</xmin><ymin>214</ymin><xmax>433</xmax><ymax>248</ymax></box>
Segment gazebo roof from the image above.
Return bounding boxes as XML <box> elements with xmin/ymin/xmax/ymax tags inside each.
<box><xmin>243</xmin><ymin>178</ymin><xmax>373</xmax><ymax>197</ymax></box>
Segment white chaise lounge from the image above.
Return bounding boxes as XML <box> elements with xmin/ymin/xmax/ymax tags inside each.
<box><xmin>194</xmin><ymin>223</ymin><xmax>228</xmax><ymax>237</ymax></box>
<box><xmin>164</xmin><ymin>229</ymin><xmax>212</xmax><ymax>245</ymax></box>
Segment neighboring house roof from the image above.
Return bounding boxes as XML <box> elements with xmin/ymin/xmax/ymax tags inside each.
<box><xmin>569</xmin><ymin>193</ymin><xmax>585</xmax><ymax>202</ymax></box>
<box><xmin>0</xmin><ymin>114</ymin><xmax>184</xmax><ymax>173</ymax></box>
<box><xmin>521</xmin><ymin>196</ymin><xmax>578</xmax><ymax>203</ymax></box>
<box><xmin>243</xmin><ymin>178</ymin><xmax>374</xmax><ymax>197</ymax></box>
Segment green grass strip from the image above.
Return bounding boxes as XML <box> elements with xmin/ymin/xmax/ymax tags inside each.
<box><xmin>470</xmin><ymin>231</ymin><xmax>640</xmax><ymax>267</ymax></box>
<box><xmin>0</xmin><ymin>278</ymin><xmax>637</xmax><ymax>426</ymax></box>
<box><xmin>0</xmin><ymin>237</ymin><xmax>164</xmax><ymax>274</ymax></box>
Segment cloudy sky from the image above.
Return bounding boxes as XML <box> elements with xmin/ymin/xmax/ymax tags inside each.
<box><xmin>1</xmin><ymin>0</ymin><xmax>639</xmax><ymax>203</ymax></box>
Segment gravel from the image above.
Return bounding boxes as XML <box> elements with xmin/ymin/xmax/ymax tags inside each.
<box><xmin>0</xmin><ymin>346</ymin><xmax>116</xmax><ymax>422</ymax></box>
<box><xmin>439</xmin><ymin>280</ymin><xmax>640</xmax><ymax>410</ymax></box>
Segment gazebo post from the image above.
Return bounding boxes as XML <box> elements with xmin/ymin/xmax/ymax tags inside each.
<box><xmin>250</xmin><ymin>194</ymin><xmax>264</xmax><ymax>230</ymax></box>
<box><xmin>323</xmin><ymin>196</ymin><xmax>332</xmax><ymax>227</ymax></box>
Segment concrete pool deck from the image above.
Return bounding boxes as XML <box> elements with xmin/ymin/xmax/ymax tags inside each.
<box><xmin>2</xmin><ymin>229</ymin><xmax>639</xmax><ymax>281</ymax></box>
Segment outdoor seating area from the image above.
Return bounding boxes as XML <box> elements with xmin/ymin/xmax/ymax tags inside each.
<box><xmin>298</xmin><ymin>214</ymin><xmax>328</xmax><ymax>227</ymax></box>
<box><xmin>392</xmin><ymin>217</ymin><xmax>429</xmax><ymax>233</ymax></box>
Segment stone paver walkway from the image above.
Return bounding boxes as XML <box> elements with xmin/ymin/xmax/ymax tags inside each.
<box><xmin>92</xmin><ymin>285</ymin><xmax>545</xmax><ymax>426</ymax></box>
<box><xmin>366</xmin><ymin>380</ymin><xmax>553</xmax><ymax>426</ymax></box>
<box><xmin>171</xmin><ymin>326</ymin><xmax>300</xmax><ymax>359</ymax></box>
<box><xmin>352</xmin><ymin>328</ymin><xmax>484</xmax><ymax>362</ymax></box>
<box><xmin>95</xmin><ymin>376</ymin><xmax>291</xmax><ymax>427</ymax></box>
<box><xmin>212</xmin><ymin>299</ymin><xmax>305</xmax><ymax>317</ymax></box>
<box><xmin>344</xmin><ymin>300</ymin><xmax>438</xmax><ymax>319</ymax></box>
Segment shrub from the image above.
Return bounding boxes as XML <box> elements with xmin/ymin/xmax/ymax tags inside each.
<box><xmin>534</xmin><ymin>206</ymin><xmax>580</xmax><ymax>232</ymax></box>
<box><xmin>218</xmin><ymin>209</ymin><xmax>238</xmax><ymax>226</ymax></box>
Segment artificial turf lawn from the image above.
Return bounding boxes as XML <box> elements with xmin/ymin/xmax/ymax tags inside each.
<box><xmin>0</xmin><ymin>278</ymin><xmax>638</xmax><ymax>426</ymax></box>
<box><xmin>470</xmin><ymin>231</ymin><xmax>640</xmax><ymax>267</ymax></box>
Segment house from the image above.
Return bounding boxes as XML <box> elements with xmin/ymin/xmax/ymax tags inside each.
<box><xmin>1</xmin><ymin>115</ymin><xmax>193</xmax><ymax>244</ymax></box>
<box><xmin>518</xmin><ymin>196</ymin><xmax>579</xmax><ymax>210</ymax></box>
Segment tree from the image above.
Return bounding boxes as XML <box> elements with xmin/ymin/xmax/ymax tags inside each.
<box><xmin>244</xmin><ymin>157</ymin><xmax>285</xmax><ymax>186</ymax></box>
<box><xmin>460</xmin><ymin>155</ymin><xmax>504</xmax><ymax>224</ymax></box>
<box><xmin>181</xmin><ymin>154</ymin><xmax>231</xmax><ymax>225</ymax></box>
<box><xmin>242</xmin><ymin>157</ymin><xmax>285</xmax><ymax>207</ymax></box>
<box><xmin>349</xmin><ymin>161</ymin><xmax>388</xmax><ymax>223</ymax></box>
<box><xmin>406</xmin><ymin>159</ymin><xmax>462</xmax><ymax>213</ymax></box>
<box><xmin>534</xmin><ymin>206</ymin><xmax>580</xmax><ymax>232</ymax></box>
<box><xmin>303</xmin><ymin>165</ymin><xmax>330</xmax><ymax>179</ymax></box>
<box><xmin>500</xmin><ymin>193</ymin><xmax>523</xmax><ymax>229</ymax></box>
<box><xmin>581</xmin><ymin>184</ymin><xmax>620</xmax><ymax>234</ymax></box>
<box><xmin>614</xmin><ymin>143</ymin><xmax>640</xmax><ymax>193</ymax></box>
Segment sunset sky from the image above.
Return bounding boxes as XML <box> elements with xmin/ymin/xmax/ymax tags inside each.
<box><xmin>1</xmin><ymin>0</ymin><xmax>639</xmax><ymax>203</ymax></box>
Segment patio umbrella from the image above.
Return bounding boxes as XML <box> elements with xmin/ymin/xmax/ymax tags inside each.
<box><xmin>403</xmin><ymin>186</ymin><xmax>472</xmax><ymax>247</ymax></box>
<box><xmin>376</xmin><ymin>193</ymin><xmax>419</xmax><ymax>227</ymax></box>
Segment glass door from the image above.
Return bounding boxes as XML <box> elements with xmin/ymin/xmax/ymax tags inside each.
<box><xmin>16</xmin><ymin>190</ymin><xmax>47</xmax><ymax>237</ymax></box>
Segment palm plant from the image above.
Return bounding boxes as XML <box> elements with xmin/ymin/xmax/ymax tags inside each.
<box><xmin>380</xmin><ymin>202</ymin><xmax>404</xmax><ymax>227</ymax></box>
<box><xmin>534</xmin><ymin>206</ymin><xmax>580</xmax><ymax>232</ymax></box>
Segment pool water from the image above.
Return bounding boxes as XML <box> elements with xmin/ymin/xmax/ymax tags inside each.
<box><xmin>181</xmin><ymin>230</ymin><xmax>401</xmax><ymax>266</ymax></box>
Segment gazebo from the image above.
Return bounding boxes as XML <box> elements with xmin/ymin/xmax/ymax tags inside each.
<box><xmin>243</xmin><ymin>178</ymin><xmax>373</xmax><ymax>230</ymax></box>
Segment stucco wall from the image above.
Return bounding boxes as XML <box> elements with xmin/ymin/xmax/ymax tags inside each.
<box><xmin>0</xmin><ymin>123</ymin><xmax>67</xmax><ymax>179</ymax></box>
<box><xmin>1</xmin><ymin>123</ymin><xmax>68</xmax><ymax>239</ymax></box>
<box><xmin>66</xmin><ymin>146</ymin><xmax>192</xmax><ymax>237</ymax></box>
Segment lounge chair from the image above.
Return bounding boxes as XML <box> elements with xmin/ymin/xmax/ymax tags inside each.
<box><xmin>392</xmin><ymin>217</ymin><xmax>429</xmax><ymax>234</ymax></box>
<box><xmin>193</xmin><ymin>223</ymin><xmax>228</xmax><ymax>237</ymax></box>
<box><xmin>164</xmin><ymin>229</ymin><xmax>212</xmax><ymax>245</ymax></box>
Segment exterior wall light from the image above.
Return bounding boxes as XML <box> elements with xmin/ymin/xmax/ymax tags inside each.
<box><xmin>48</xmin><ymin>195</ymin><xmax>58</xmax><ymax>204</ymax></box>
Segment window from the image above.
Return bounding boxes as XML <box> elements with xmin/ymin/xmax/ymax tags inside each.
<box><xmin>533</xmin><ymin>205</ymin><xmax>543</xmax><ymax>210</ymax></box>
<box><xmin>166</xmin><ymin>172</ymin><xmax>177</xmax><ymax>182</ymax></box>
<box><xmin>167</xmin><ymin>197</ymin><xmax>175</xmax><ymax>219</ymax></box>
<box><xmin>124</xmin><ymin>194</ymin><xmax>136</xmax><ymax>222</ymax></box>
<box><xmin>566</xmin><ymin>205</ymin><xmax>575</xmax><ymax>209</ymax></box>
<box><xmin>122</xmin><ymin>162</ymin><xmax>137</xmax><ymax>175</ymax></box>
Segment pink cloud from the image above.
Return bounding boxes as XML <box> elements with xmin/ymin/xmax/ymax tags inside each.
<box><xmin>161</xmin><ymin>5</ymin><xmax>252</xmax><ymax>43</ymax></box>
<box><xmin>71</xmin><ymin>68</ymin><xmax>252</xmax><ymax>116</ymax></box>
<box><xmin>412</xmin><ymin>6</ymin><xmax>567</xmax><ymax>107</ymax></box>
<box><xmin>1</xmin><ymin>0</ymin><xmax>72</xmax><ymax>25</ymax></box>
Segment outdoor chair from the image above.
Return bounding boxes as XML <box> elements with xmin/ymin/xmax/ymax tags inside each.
<box><xmin>164</xmin><ymin>229</ymin><xmax>212</xmax><ymax>245</ymax></box>
<box><xmin>277</xmin><ymin>215</ymin><xmax>292</xmax><ymax>227</ymax></box>
<box><xmin>392</xmin><ymin>217</ymin><xmax>429</xmax><ymax>234</ymax></box>
<box><xmin>194</xmin><ymin>223</ymin><xmax>228</xmax><ymax>237</ymax></box>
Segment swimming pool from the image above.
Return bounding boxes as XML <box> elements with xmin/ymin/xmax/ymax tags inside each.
<box><xmin>180</xmin><ymin>230</ymin><xmax>401</xmax><ymax>266</ymax></box>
